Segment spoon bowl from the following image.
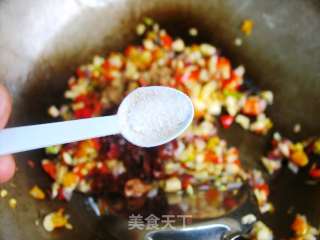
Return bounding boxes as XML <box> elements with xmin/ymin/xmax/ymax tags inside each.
<box><xmin>118</xmin><ymin>86</ymin><xmax>194</xmax><ymax>147</ymax></box>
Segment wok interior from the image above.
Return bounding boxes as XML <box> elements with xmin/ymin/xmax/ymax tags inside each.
<box><xmin>0</xmin><ymin>0</ymin><xmax>320</xmax><ymax>239</ymax></box>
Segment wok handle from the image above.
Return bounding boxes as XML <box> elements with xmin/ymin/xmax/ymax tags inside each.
<box><xmin>0</xmin><ymin>115</ymin><xmax>120</xmax><ymax>155</ymax></box>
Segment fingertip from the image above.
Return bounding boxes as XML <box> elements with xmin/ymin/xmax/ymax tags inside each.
<box><xmin>0</xmin><ymin>155</ymin><xmax>15</xmax><ymax>183</ymax></box>
<box><xmin>0</xmin><ymin>84</ymin><xmax>12</xmax><ymax>129</ymax></box>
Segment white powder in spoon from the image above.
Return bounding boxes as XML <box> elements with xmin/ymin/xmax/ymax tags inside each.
<box><xmin>118</xmin><ymin>86</ymin><xmax>193</xmax><ymax>147</ymax></box>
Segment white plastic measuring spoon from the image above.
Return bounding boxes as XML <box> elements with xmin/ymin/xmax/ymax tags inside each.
<box><xmin>0</xmin><ymin>86</ymin><xmax>194</xmax><ymax>155</ymax></box>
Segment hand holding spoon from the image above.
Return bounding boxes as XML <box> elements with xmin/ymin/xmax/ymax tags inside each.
<box><xmin>0</xmin><ymin>86</ymin><xmax>194</xmax><ymax>155</ymax></box>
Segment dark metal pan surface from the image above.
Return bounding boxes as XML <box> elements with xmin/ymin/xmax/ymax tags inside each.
<box><xmin>0</xmin><ymin>0</ymin><xmax>320</xmax><ymax>239</ymax></box>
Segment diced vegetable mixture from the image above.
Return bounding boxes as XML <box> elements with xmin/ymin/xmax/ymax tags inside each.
<box><xmin>44</xmin><ymin>19</ymin><xmax>273</xmax><ymax>203</ymax></box>
<box><xmin>33</xmin><ymin>19</ymin><xmax>319</xmax><ymax>238</ymax></box>
<box><xmin>290</xmin><ymin>214</ymin><xmax>319</xmax><ymax>240</ymax></box>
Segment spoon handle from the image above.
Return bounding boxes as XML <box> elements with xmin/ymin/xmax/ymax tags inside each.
<box><xmin>0</xmin><ymin>115</ymin><xmax>120</xmax><ymax>155</ymax></box>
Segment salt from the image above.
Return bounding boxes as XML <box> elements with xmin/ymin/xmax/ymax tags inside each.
<box><xmin>118</xmin><ymin>86</ymin><xmax>193</xmax><ymax>147</ymax></box>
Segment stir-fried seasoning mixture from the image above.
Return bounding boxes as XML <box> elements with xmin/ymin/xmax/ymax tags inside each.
<box><xmin>262</xmin><ymin>133</ymin><xmax>320</xmax><ymax>179</ymax></box>
<box><xmin>43</xmin><ymin>19</ymin><xmax>273</xmax><ymax>203</ymax></box>
<box><xmin>246</xmin><ymin>215</ymin><xmax>320</xmax><ymax>240</ymax></box>
<box><xmin>29</xmin><ymin>19</ymin><xmax>319</xmax><ymax>238</ymax></box>
<box><xmin>290</xmin><ymin>214</ymin><xmax>319</xmax><ymax>240</ymax></box>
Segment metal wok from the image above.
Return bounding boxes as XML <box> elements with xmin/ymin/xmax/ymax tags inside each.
<box><xmin>0</xmin><ymin>0</ymin><xmax>320</xmax><ymax>239</ymax></box>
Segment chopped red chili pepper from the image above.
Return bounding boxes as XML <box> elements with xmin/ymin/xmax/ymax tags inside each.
<box><xmin>76</xmin><ymin>68</ymin><xmax>86</xmax><ymax>78</ymax></box>
<box><xmin>181</xmin><ymin>175</ymin><xmax>192</xmax><ymax>189</ymax></box>
<box><xmin>255</xmin><ymin>183</ymin><xmax>270</xmax><ymax>196</ymax></box>
<box><xmin>74</xmin><ymin>108</ymin><xmax>93</xmax><ymax>119</ymax></box>
<box><xmin>74</xmin><ymin>94</ymin><xmax>102</xmax><ymax>119</ymax></box>
<box><xmin>220</xmin><ymin>115</ymin><xmax>234</xmax><ymax>129</ymax></box>
<box><xmin>222</xmin><ymin>72</ymin><xmax>241</xmax><ymax>91</ymax></box>
<box><xmin>309</xmin><ymin>164</ymin><xmax>320</xmax><ymax>178</ymax></box>
<box><xmin>205</xmin><ymin>151</ymin><xmax>222</xmax><ymax>164</ymax></box>
<box><xmin>57</xmin><ymin>188</ymin><xmax>66</xmax><ymax>201</ymax></box>
<box><xmin>42</xmin><ymin>161</ymin><xmax>56</xmax><ymax>180</ymax></box>
<box><xmin>223</xmin><ymin>196</ymin><xmax>237</xmax><ymax>209</ymax></box>
<box><xmin>160</xmin><ymin>34</ymin><xmax>173</xmax><ymax>48</ymax></box>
